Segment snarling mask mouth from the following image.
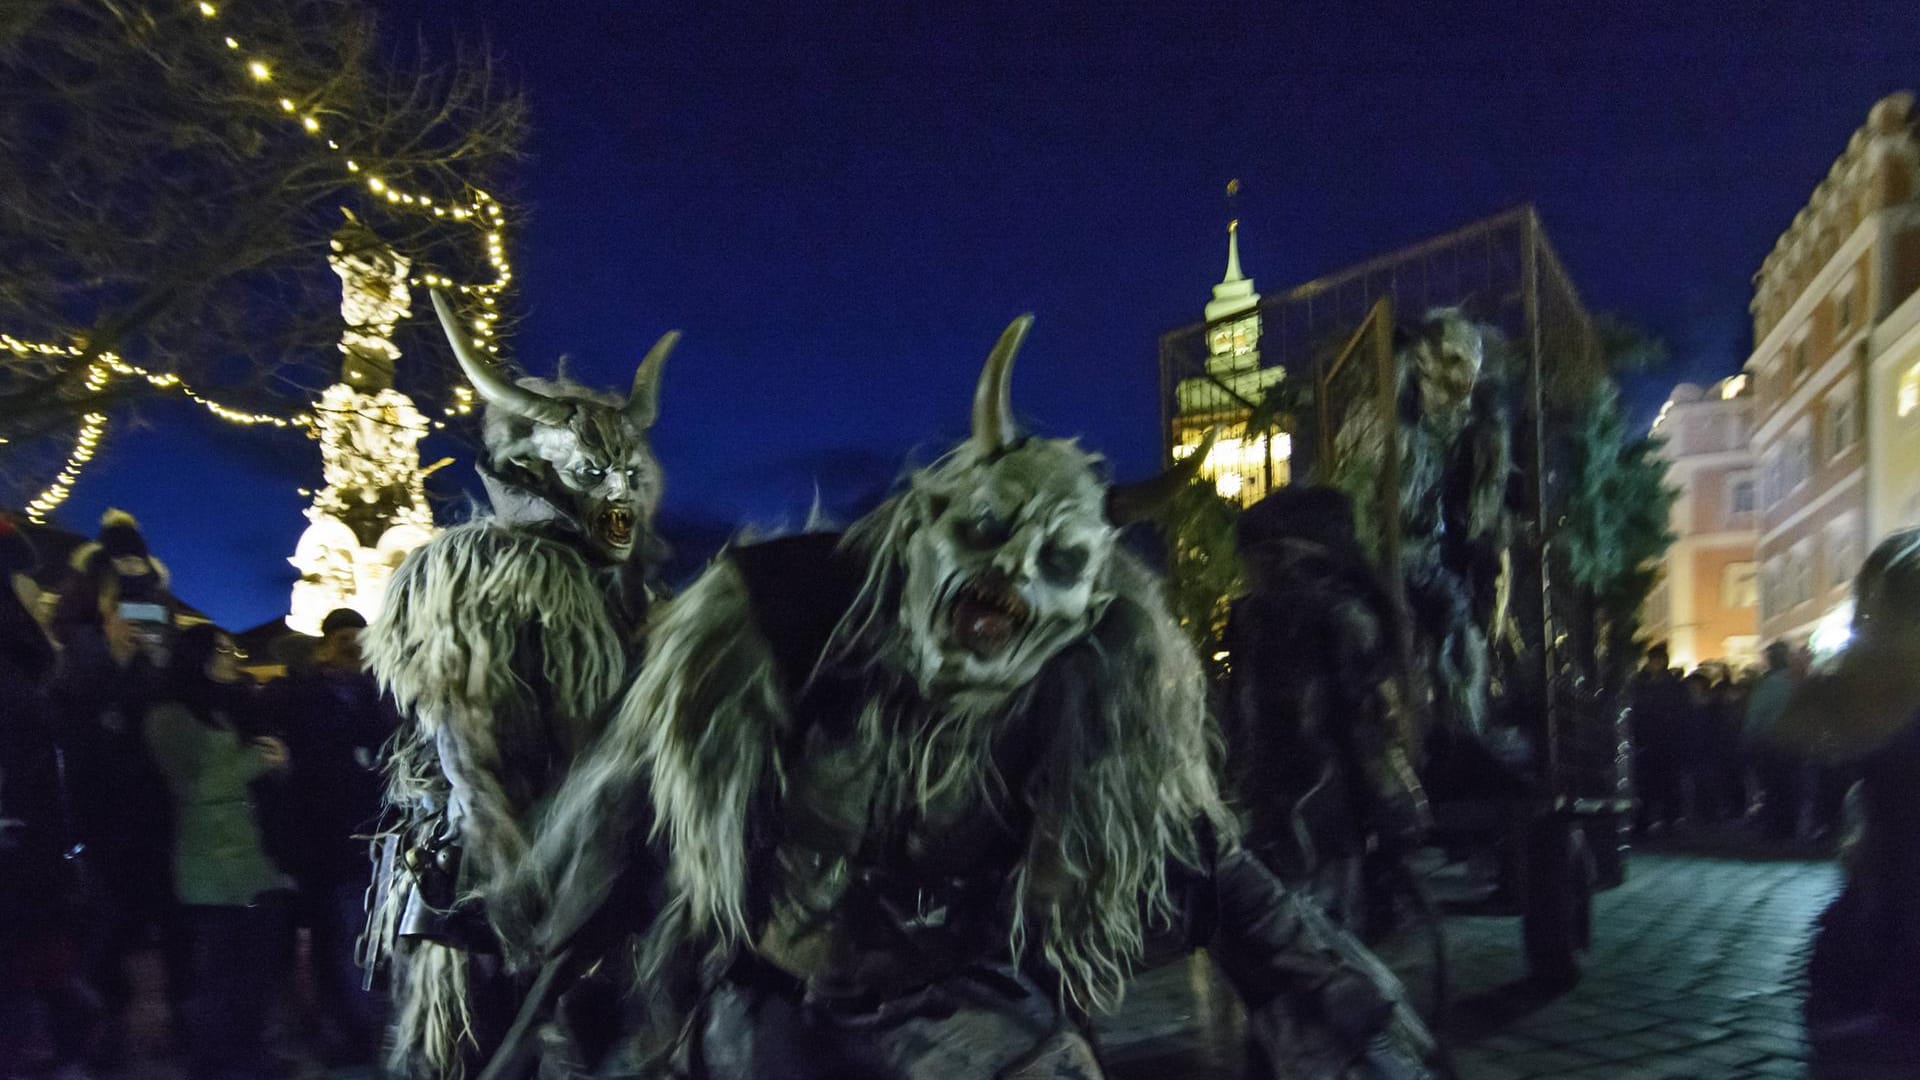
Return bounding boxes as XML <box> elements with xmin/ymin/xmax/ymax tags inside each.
<box><xmin>948</xmin><ymin>570</ymin><xmax>1032</xmax><ymax>658</ymax></box>
<box><xmin>597</xmin><ymin>506</ymin><xmax>636</xmax><ymax>550</ymax></box>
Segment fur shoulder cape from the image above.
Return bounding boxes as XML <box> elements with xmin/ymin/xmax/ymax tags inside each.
<box><xmin>531</xmin><ymin>529</ymin><xmax>1228</xmax><ymax>1010</ymax></box>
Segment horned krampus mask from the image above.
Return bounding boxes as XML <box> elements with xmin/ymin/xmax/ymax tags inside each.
<box><xmin>431</xmin><ymin>291</ymin><xmax>673</xmax><ymax>565</ymax></box>
<box><xmin>1408</xmin><ymin>307</ymin><xmax>1484</xmax><ymax>423</ymax></box>
<box><xmin>883</xmin><ymin>317</ymin><xmax>1211</xmax><ymax>705</ymax></box>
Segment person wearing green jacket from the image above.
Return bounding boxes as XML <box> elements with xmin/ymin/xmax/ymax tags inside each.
<box><xmin>144</xmin><ymin>622</ymin><xmax>291</xmax><ymax>1080</ymax></box>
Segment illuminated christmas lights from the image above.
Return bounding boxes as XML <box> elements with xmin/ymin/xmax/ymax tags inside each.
<box><xmin>6</xmin><ymin>1</ymin><xmax>521</xmax><ymax>518</ymax></box>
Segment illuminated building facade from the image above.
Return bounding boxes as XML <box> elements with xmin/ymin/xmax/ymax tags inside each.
<box><xmin>287</xmin><ymin>217</ymin><xmax>437</xmax><ymax>635</ymax></box>
<box><xmin>1746</xmin><ymin>92</ymin><xmax>1920</xmax><ymax>650</ymax></box>
<box><xmin>1169</xmin><ymin>219</ymin><xmax>1290</xmax><ymax>504</ymax></box>
<box><xmin>1642</xmin><ymin>376</ymin><xmax>1759</xmax><ymax>670</ymax></box>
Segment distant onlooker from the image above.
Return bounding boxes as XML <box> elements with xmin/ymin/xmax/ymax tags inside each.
<box><xmin>1786</xmin><ymin>529</ymin><xmax>1920</xmax><ymax>1072</ymax></box>
<box><xmin>0</xmin><ymin>516</ymin><xmax>93</xmax><ymax>1073</ymax></box>
<box><xmin>1745</xmin><ymin>641</ymin><xmax>1801</xmax><ymax>842</ymax></box>
<box><xmin>264</xmin><ymin>607</ymin><xmax>396</xmax><ymax>1065</ymax></box>
<box><xmin>144</xmin><ymin>623</ymin><xmax>292</xmax><ymax>1080</ymax></box>
<box><xmin>48</xmin><ymin>533</ymin><xmax>184</xmax><ymax>1063</ymax></box>
<box><xmin>1679</xmin><ymin>670</ymin><xmax>1715</xmax><ymax>822</ymax></box>
<box><xmin>1629</xmin><ymin>643</ymin><xmax>1688</xmax><ymax>835</ymax></box>
<box><xmin>1707</xmin><ymin>674</ymin><xmax>1752</xmax><ymax>823</ymax></box>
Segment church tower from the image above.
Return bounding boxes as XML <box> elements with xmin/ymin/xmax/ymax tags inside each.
<box><xmin>286</xmin><ymin>214</ymin><xmax>438</xmax><ymax>635</ymax></box>
<box><xmin>1171</xmin><ymin>191</ymin><xmax>1289</xmax><ymax>504</ymax></box>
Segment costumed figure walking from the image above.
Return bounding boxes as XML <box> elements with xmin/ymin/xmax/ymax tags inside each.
<box><xmin>362</xmin><ymin>291</ymin><xmax>679</xmax><ymax>1078</ymax></box>
<box><xmin>1221</xmin><ymin>486</ymin><xmax>1440</xmax><ymax>1018</ymax></box>
<box><xmin>507</xmin><ymin>318</ymin><xmax>1443</xmax><ymax>1079</ymax></box>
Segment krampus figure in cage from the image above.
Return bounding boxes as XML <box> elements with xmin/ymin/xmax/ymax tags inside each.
<box><xmin>1331</xmin><ymin>308</ymin><xmax>1513</xmax><ymax>748</ymax></box>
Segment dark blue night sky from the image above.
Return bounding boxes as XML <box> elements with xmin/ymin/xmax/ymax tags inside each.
<box><xmin>52</xmin><ymin>0</ymin><xmax>1920</xmax><ymax>629</ymax></box>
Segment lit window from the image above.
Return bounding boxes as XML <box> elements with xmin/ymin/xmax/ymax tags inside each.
<box><xmin>1722</xmin><ymin>562</ymin><xmax>1758</xmax><ymax>609</ymax></box>
<box><xmin>1836</xmin><ymin>288</ymin><xmax>1856</xmax><ymax>332</ymax></box>
<box><xmin>1231</xmin><ymin>316</ymin><xmax>1259</xmax><ymax>357</ymax></box>
<box><xmin>1826</xmin><ymin>391</ymin><xmax>1856</xmax><ymax>459</ymax></box>
<box><xmin>1787</xmin><ymin>422</ymin><xmax>1812</xmax><ymax>491</ymax></box>
<box><xmin>1790</xmin><ymin>543</ymin><xmax>1815</xmax><ymax>608</ymax></box>
<box><xmin>1729</xmin><ymin>473</ymin><xmax>1756</xmax><ymax>518</ymax></box>
<box><xmin>1828</xmin><ymin>519</ymin><xmax>1861</xmax><ymax>587</ymax></box>
<box><xmin>1901</xmin><ymin>363</ymin><xmax>1920</xmax><ymax>418</ymax></box>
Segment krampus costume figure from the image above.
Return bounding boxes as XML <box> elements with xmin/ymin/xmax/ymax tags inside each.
<box><xmin>1222</xmin><ymin>486</ymin><xmax>1429</xmax><ymax>933</ymax></box>
<box><xmin>513</xmin><ymin>318</ymin><xmax>1440</xmax><ymax>1079</ymax></box>
<box><xmin>363</xmin><ymin>292</ymin><xmax>677</xmax><ymax>1078</ymax></box>
<box><xmin>1331</xmin><ymin>309</ymin><xmax>1511</xmax><ymax>743</ymax></box>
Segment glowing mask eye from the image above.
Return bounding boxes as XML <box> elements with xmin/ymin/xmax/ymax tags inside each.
<box><xmin>958</xmin><ymin>509</ymin><xmax>1010</xmax><ymax>549</ymax></box>
<box><xmin>1040</xmin><ymin>541</ymin><xmax>1089</xmax><ymax>583</ymax></box>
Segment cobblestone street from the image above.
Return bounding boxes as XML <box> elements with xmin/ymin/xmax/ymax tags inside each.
<box><xmin>1101</xmin><ymin>847</ymin><xmax>1842</xmax><ymax>1080</ymax></box>
<box><xmin>78</xmin><ymin>847</ymin><xmax>1841</xmax><ymax>1080</ymax></box>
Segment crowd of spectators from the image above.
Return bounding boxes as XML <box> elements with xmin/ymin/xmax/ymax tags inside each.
<box><xmin>0</xmin><ymin>511</ymin><xmax>395</xmax><ymax>1080</ymax></box>
<box><xmin>1627</xmin><ymin>637</ymin><xmax>1854</xmax><ymax>847</ymax></box>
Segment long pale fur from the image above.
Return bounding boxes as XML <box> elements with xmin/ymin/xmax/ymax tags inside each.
<box><xmin>364</xmin><ymin>518</ymin><xmax>629</xmax><ymax>1076</ymax></box>
<box><xmin>832</xmin><ymin>476</ymin><xmax>1231</xmax><ymax>1010</ymax></box>
<box><xmin>527</xmin><ymin>450</ymin><xmax>1231</xmax><ymax>1017</ymax></box>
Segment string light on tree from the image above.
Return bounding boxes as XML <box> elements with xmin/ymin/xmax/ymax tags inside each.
<box><xmin>7</xmin><ymin>1</ymin><xmax>520</xmax><ymax>516</ymax></box>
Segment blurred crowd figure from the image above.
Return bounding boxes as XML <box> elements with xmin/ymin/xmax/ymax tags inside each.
<box><xmin>0</xmin><ymin>510</ymin><xmax>395</xmax><ymax>1080</ymax></box>
<box><xmin>1779</xmin><ymin>529</ymin><xmax>1920</xmax><ymax>1076</ymax></box>
<box><xmin>1626</xmin><ymin>636</ymin><xmax>1854</xmax><ymax>847</ymax></box>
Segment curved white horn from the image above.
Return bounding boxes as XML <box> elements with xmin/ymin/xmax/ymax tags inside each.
<box><xmin>430</xmin><ymin>290</ymin><xmax>568</xmax><ymax>425</ymax></box>
<box><xmin>972</xmin><ymin>315</ymin><xmax>1032</xmax><ymax>453</ymax></box>
<box><xmin>626</xmin><ymin>330</ymin><xmax>678</xmax><ymax>427</ymax></box>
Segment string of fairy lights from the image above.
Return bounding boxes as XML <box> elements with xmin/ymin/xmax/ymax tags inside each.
<box><xmin>6</xmin><ymin>0</ymin><xmax>509</xmax><ymax>522</ymax></box>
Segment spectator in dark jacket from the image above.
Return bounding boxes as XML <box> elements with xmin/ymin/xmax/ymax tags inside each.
<box><xmin>264</xmin><ymin>607</ymin><xmax>395</xmax><ymax>1064</ymax></box>
<box><xmin>1746</xmin><ymin>641</ymin><xmax>1802</xmax><ymax>842</ymax></box>
<box><xmin>0</xmin><ymin>517</ymin><xmax>94</xmax><ymax>1073</ymax></box>
<box><xmin>48</xmin><ymin>550</ymin><xmax>186</xmax><ymax>1062</ymax></box>
<box><xmin>1629</xmin><ymin>644</ymin><xmax>1689</xmax><ymax>835</ymax></box>
<box><xmin>1707</xmin><ymin>675</ymin><xmax>1752</xmax><ymax>823</ymax></box>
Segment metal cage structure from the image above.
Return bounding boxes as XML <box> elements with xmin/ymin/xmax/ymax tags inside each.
<box><xmin>1160</xmin><ymin>203</ymin><xmax>1632</xmax><ymax>810</ymax></box>
<box><xmin>1158</xmin><ymin>204</ymin><xmax>1601</xmax><ymax>494</ymax></box>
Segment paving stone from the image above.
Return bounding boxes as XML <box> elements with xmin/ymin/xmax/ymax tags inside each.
<box><xmin>1657</xmin><ymin>1020</ymin><xmax>1737</xmax><ymax>1043</ymax></box>
<box><xmin>1734</xmin><ymin>1033</ymin><xmax>1809</xmax><ymax>1060</ymax></box>
<box><xmin>1689</xmin><ymin>1039</ymin><xmax>1777</xmax><ymax>1067</ymax></box>
<box><xmin>1100</xmin><ymin>849</ymin><xmax>1840</xmax><ymax>1080</ymax></box>
<box><xmin>1499</xmin><ymin>1048</ymin><xmax>1605</xmax><ymax>1075</ymax></box>
<box><xmin>1450</xmin><ymin>1052</ymin><xmax>1528</xmax><ymax>1080</ymax></box>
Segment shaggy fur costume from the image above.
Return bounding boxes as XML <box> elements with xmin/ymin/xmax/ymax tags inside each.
<box><xmin>529</xmin><ymin>466</ymin><xmax>1223</xmax><ymax>1014</ymax></box>
<box><xmin>364</xmin><ymin>516</ymin><xmax>633</xmax><ymax>1077</ymax></box>
<box><xmin>511</xmin><ymin>445</ymin><xmax>1439</xmax><ymax>1078</ymax></box>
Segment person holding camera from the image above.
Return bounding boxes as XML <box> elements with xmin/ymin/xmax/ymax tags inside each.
<box><xmin>47</xmin><ymin>537</ymin><xmax>183</xmax><ymax>1064</ymax></box>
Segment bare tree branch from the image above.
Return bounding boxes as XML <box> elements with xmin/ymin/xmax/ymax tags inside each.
<box><xmin>0</xmin><ymin>0</ymin><xmax>524</xmax><ymax>505</ymax></box>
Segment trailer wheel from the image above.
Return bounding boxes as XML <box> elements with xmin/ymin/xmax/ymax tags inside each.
<box><xmin>1522</xmin><ymin>816</ymin><xmax>1594</xmax><ymax>989</ymax></box>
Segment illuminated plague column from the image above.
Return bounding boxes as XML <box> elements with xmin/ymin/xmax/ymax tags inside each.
<box><xmin>287</xmin><ymin>216</ymin><xmax>437</xmax><ymax>635</ymax></box>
